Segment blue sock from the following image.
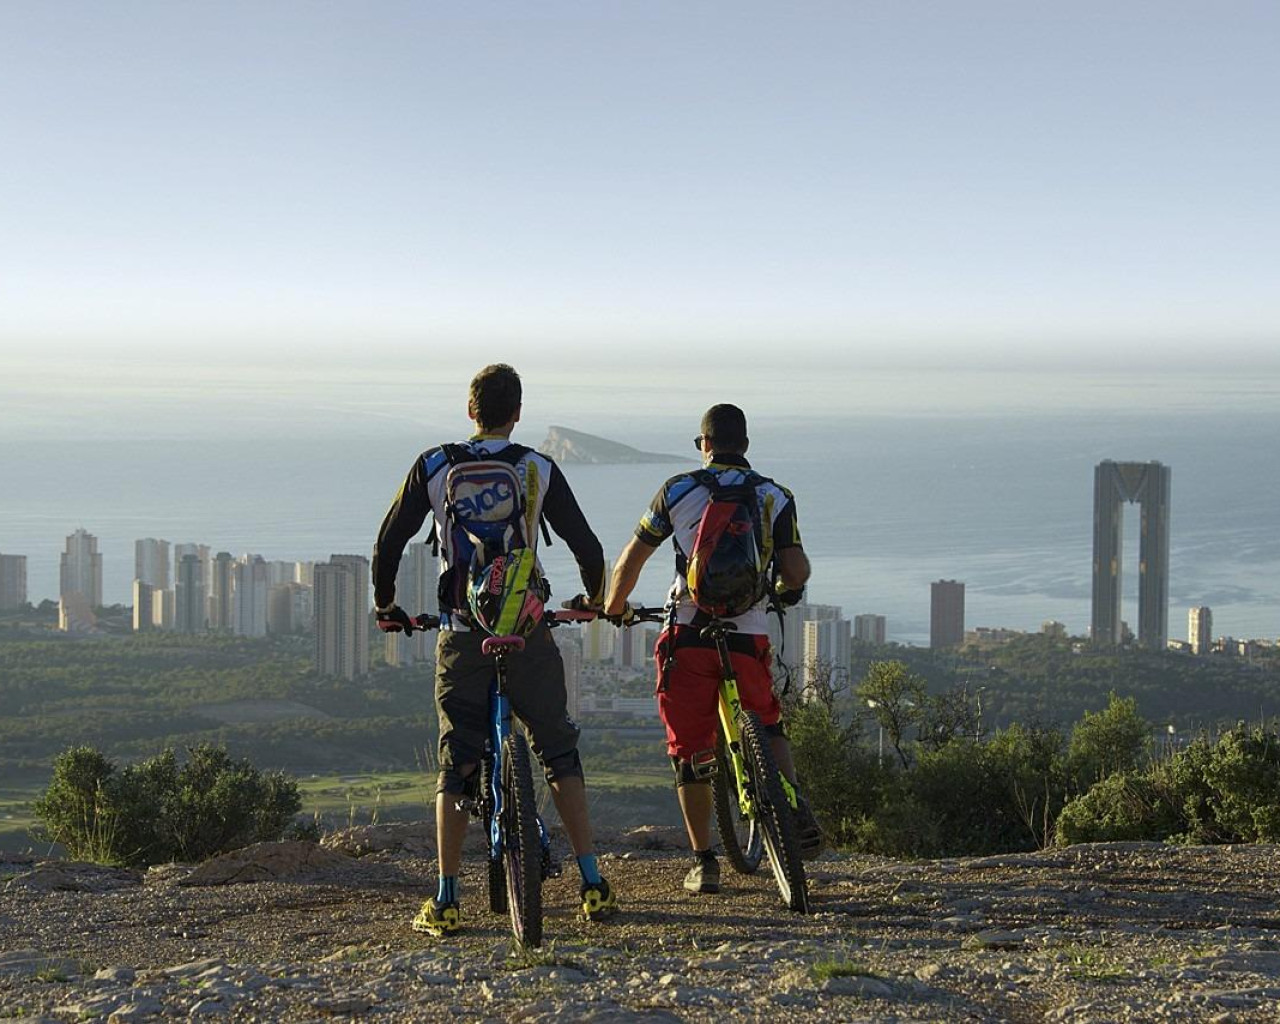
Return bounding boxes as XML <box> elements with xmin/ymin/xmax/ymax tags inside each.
<box><xmin>436</xmin><ymin>875</ymin><xmax>458</xmax><ymax>904</ymax></box>
<box><xmin>577</xmin><ymin>854</ymin><xmax>602</xmax><ymax>885</ymax></box>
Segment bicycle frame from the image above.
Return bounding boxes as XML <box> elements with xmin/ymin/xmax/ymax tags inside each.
<box><xmin>708</xmin><ymin>629</ymin><xmax>800</xmax><ymax>819</ymax></box>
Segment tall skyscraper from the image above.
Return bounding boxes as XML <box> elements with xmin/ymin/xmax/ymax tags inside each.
<box><xmin>267</xmin><ymin>582</ymin><xmax>312</xmax><ymax>635</ymax></box>
<box><xmin>770</xmin><ymin>601</ymin><xmax>844</xmax><ymax>675</ymax></box>
<box><xmin>132</xmin><ymin>580</ymin><xmax>155</xmax><ymax>632</ymax></box>
<box><xmin>802</xmin><ymin>616</ymin><xmax>852</xmax><ymax>691</ymax></box>
<box><xmin>175</xmin><ymin>553</ymin><xmax>207</xmax><ymax>633</ymax></box>
<box><xmin>1189</xmin><ymin>606</ymin><xmax>1212</xmax><ymax>655</ymax></box>
<box><xmin>583</xmin><ymin>616</ymin><xmax>616</xmax><ymax>663</ymax></box>
<box><xmin>314</xmin><ymin>555</ymin><xmax>370</xmax><ymax>680</ymax></box>
<box><xmin>930</xmin><ymin>580</ymin><xmax>965</xmax><ymax>649</ymax></box>
<box><xmin>853</xmin><ymin>613</ymin><xmax>887</xmax><ymax>645</ymax></box>
<box><xmin>233</xmin><ymin>556</ymin><xmax>269</xmax><ymax>637</ymax></box>
<box><xmin>60</xmin><ymin>529</ymin><xmax>103</xmax><ymax>611</ymax></box>
<box><xmin>387</xmin><ymin>544</ymin><xmax>436</xmax><ymax>664</ymax></box>
<box><xmin>209</xmin><ymin>552</ymin><xmax>235</xmax><ymax>631</ymax></box>
<box><xmin>0</xmin><ymin>554</ymin><xmax>27</xmax><ymax>609</ymax></box>
<box><xmin>134</xmin><ymin>538</ymin><xmax>171</xmax><ymax>590</ymax></box>
<box><xmin>1092</xmin><ymin>460</ymin><xmax>1171</xmax><ymax>649</ymax></box>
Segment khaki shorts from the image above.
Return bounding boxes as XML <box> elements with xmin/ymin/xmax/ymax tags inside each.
<box><xmin>435</xmin><ymin>624</ymin><xmax>580</xmax><ymax>773</ymax></box>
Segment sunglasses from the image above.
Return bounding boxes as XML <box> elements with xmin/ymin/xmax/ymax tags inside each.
<box><xmin>693</xmin><ymin>435</ymin><xmax>714</xmax><ymax>450</ymax></box>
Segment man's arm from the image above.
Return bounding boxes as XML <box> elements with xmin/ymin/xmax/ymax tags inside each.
<box><xmin>773</xmin><ymin>488</ymin><xmax>810</xmax><ymax>593</ymax></box>
<box><xmin>777</xmin><ymin>545</ymin><xmax>811</xmax><ymax>591</ymax></box>
<box><xmin>604</xmin><ymin>536</ymin><xmax>659</xmax><ymax>615</ymax></box>
<box><xmin>371</xmin><ymin>458</ymin><xmax>432</xmax><ymax>610</ymax></box>
<box><xmin>542</xmin><ymin>463</ymin><xmax>607</xmax><ymax>605</ymax></box>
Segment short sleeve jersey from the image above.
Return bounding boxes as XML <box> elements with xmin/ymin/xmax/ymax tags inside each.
<box><xmin>634</xmin><ymin>455</ymin><xmax>802</xmax><ymax>635</ymax></box>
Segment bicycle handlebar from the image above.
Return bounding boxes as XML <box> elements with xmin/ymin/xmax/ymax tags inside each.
<box><xmin>398</xmin><ymin>605</ymin><xmax>668</xmax><ymax>635</ymax></box>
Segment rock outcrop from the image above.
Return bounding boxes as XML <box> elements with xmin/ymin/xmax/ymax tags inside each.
<box><xmin>538</xmin><ymin>426</ymin><xmax>690</xmax><ymax>465</ymax></box>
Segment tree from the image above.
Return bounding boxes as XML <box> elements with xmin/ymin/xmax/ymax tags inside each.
<box><xmin>1067</xmin><ymin>692</ymin><xmax>1151</xmax><ymax>791</ymax></box>
<box><xmin>856</xmin><ymin>660</ymin><xmax>926</xmax><ymax>769</ymax></box>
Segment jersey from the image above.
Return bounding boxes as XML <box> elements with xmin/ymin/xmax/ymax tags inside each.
<box><xmin>373</xmin><ymin>437</ymin><xmax>606</xmax><ymax>630</ymax></box>
<box><xmin>634</xmin><ymin>454</ymin><xmax>802</xmax><ymax>635</ymax></box>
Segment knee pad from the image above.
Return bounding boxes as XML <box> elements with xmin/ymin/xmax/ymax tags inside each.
<box><xmin>765</xmin><ymin>721</ymin><xmax>787</xmax><ymax>739</ymax></box>
<box><xmin>543</xmin><ymin>748</ymin><xmax>584</xmax><ymax>784</ymax></box>
<box><xmin>436</xmin><ymin>763</ymin><xmax>479</xmax><ymax>798</ymax></box>
<box><xmin>671</xmin><ymin>750</ymin><xmax>718</xmax><ymax>788</ymax></box>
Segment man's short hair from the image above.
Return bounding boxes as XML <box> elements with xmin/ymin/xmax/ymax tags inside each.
<box><xmin>701</xmin><ymin>404</ymin><xmax>748</xmax><ymax>452</ymax></box>
<box><xmin>468</xmin><ymin>364</ymin><xmax>522</xmax><ymax>430</ymax></box>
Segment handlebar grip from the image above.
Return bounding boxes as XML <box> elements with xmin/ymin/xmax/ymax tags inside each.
<box><xmin>553</xmin><ymin>609</ymin><xmax>598</xmax><ymax>623</ymax></box>
<box><xmin>411</xmin><ymin>613</ymin><xmax>441</xmax><ymax>631</ymax></box>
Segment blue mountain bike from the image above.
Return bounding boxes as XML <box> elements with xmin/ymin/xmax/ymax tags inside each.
<box><xmin>410</xmin><ymin>610</ymin><xmax>587</xmax><ymax>947</ymax></box>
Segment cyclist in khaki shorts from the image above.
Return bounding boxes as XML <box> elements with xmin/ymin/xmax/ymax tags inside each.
<box><xmin>372</xmin><ymin>363</ymin><xmax>617</xmax><ymax>934</ymax></box>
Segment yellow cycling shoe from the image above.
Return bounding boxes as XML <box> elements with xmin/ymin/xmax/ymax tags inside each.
<box><xmin>580</xmin><ymin>877</ymin><xmax>618</xmax><ymax>921</ymax></box>
<box><xmin>411</xmin><ymin>897</ymin><xmax>461</xmax><ymax>936</ymax></box>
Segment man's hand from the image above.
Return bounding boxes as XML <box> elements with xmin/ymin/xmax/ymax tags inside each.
<box><xmin>561</xmin><ymin>594</ymin><xmax>603</xmax><ymax>613</ymax></box>
<box><xmin>603</xmin><ymin>602</ymin><xmax>636</xmax><ymax>628</ymax></box>
<box><xmin>774</xmin><ymin>579</ymin><xmax>805</xmax><ymax>608</ymax></box>
<box><xmin>376</xmin><ymin>605</ymin><xmax>415</xmax><ymax>633</ymax></box>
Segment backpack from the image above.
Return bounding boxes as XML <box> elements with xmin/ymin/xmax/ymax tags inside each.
<box><xmin>435</xmin><ymin>443</ymin><xmax>549</xmax><ymax>632</ymax></box>
<box><xmin>684</xmin><ymin>469</ymin><xmax>777</xmax><ymax>619</ymax></box>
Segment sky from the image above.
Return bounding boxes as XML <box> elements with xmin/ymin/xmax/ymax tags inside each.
<box><xmin>1</xmin><ymin>0</ymin><xmax>1277</xmax><ymax>379</ymax></box>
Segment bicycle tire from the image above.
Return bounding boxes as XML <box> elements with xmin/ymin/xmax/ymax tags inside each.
<box><xmin>713</xmin><ymin>732</ymin><xmax>763</xmax><ymax>874</ymax></box>
<box><xmin>501</xmin><ymin>732</ymin><xmax>544</xmax><ymax>946</ymax></box>
<box><xmin>739</xmin><ymin>710</ymin><xmax>809</xmax><ymax>913</ymax></box>
<box><xmin>481</xmin><ymin>754</ymin><xmax>506</xmax><ymax>914</ymax></box>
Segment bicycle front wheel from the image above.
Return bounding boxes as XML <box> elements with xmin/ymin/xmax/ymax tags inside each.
<box><xmin>714</xmin><ymin>733</ymin><xmax>763</xmax><ymax>874</ymax></box>
<box><xmin>739</xmin><ymin>710</ymin><xmax>809</xmax><ymax>913</ymax></box>
<box><xmin>501</xmin><ymin>732</ymin><xmax>544</xmax><ymax>946</ymax></box>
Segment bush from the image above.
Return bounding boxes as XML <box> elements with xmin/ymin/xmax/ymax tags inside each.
<box><xmin>1055</xmin><ymin>727</ymin><xmax>1280</xmax><ymax>846</ymax></box>
<box><xmin>34</xmin><ymin>743</ymin><xmax>301</xmax><ymax>866</ymax></box>
<box><xmin>1067</xmin><ymin>692</ymin><xmax>1150</xmax><ymax>791</ymax></box>
<box><xmin>786</xmin><ymin>695</ymin><xmax>884</xmax><ymax>847</ymax></box>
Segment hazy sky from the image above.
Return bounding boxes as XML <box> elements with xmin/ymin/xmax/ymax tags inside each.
<box><xmin>1</xmin><ymin>1</ymin><xmax>1277</xmax><ymax>374</ymax></box>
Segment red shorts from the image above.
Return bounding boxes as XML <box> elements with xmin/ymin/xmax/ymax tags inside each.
<box><xmin>654</xmin><ymin>627</ymin><xmax>782</xmax><ymax>761</ymax></box>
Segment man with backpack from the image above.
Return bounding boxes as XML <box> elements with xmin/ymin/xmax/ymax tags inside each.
<box><xmin>603</xmin><ymin>403</ymin><xmax>822</xmax><ymax>894</ymax></box>
<box><xmin>372</xmin><ymin>363</ymin><xmax>617</xmax><ymax>934</ymax></box>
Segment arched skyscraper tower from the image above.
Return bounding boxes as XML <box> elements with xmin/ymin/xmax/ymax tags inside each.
<box><xmin>1091</xmin><ymin>460</ymin><xmax>1171</xmax><ymax>648</ymax></box>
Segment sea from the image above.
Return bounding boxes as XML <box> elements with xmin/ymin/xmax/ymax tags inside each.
<box><xmin>2</xmin><ymin>365</ymin><xmax>1278</xmax><ymax>646</ymax></box>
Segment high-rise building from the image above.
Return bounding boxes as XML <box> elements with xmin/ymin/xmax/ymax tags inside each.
<box><xmin>267</xmin><ymin>560</ymin><xmax>296</xmax><ymax>588</ymax></box>
<box><xmin>209</xmin><ymin>552</ymin><xmax>235</xmax><ymax>631</ymax></box>
<box><xmin>132</xmin><ymin>580</ymin><xmax>155</xmax><ymax>632</ymax></box>
<box><xmin>1091</xmin><ymin>460</ymin><xmax>1171</xmax><ymax>649</ymax></box>
<box><xmin>314</xmin><ymin>555</ymin><xmax>370</xmax><ymax>680</ymax></box>
<box><xmin>294</xmin><ymin>561</ymin><xmax>315</xmax><ymax>587</ymax></box>
<box><xmin>233</xmin><ymin>556</ymin><xmax>269</xmax><ymax>637</ymax></box>
<box><xmin>58</xmin><ymin>591</ymin><xmax>97</xmax><ymax>633</ymax></box>
<box><xmin>770</xmin><ymin>601</ymin><xmax>844</xmax><ymax>675</ymax></box>
<box><xmin>0</xmin><ymin>554</ymin><xmax>27</xmax><ymax>609</ymax></box>
<box><xmin>803</xmin><ymin>617</ymin><xmax>851</xmax><ymax>692</ymax></box>
<box><xmin>1189</xmin><ymin>606</ymin><xmax>1212</xmax><ymax>656</ymax></box>
<box><xmin>386</xmin><ymin>544</ymin><xmax>437</xmax><ymax>665</ymax></box>
<box><xmin>853</xmin><ymin>613</ymin><xmax>887</xmax><ymax>645</ymax></box>
<box><xmin>60</xmin><ymin>528</ymin><xmax>103</xmax><ymax>612</ymax></box>
<box><xmin>267</xmin><ymin>582</ymin><xmax>312</xmax><ymax>635</ymax></box>
<box><xmin>153</xmin><ymin>588</ymin><xmax>175</xmax><ymax>630</ymax></box>
<box><xmin>175</xmin><ymin>553</ymin><xmax>207</xmax><ymax>633</ymax></box>
<box><xmin>930</xmin><ymin>580</ymin><xmax>965</xmax><ymax>648</ymax></box>
<box><xmin>556</xmin><ymin>631</ymin><xmax>583</xmax><ymax>719</ymax></box>
<box><xmin>134</xmin><ymin>538</ymin><xmax>170</xmax><ymax>590</ymax></box>
<box><xmin>615</xmin><ymin>622</ymin><xmax>650</xmax><ymax>669</ymax></box>
<box><xmin>583</xmin><ymin>616</ymin><xmax>616</xmax><ymax>663</ymax></box>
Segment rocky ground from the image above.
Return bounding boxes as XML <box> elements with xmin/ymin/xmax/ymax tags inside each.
<box><xmin>5</xmin><ymin>827</ymin><xmax>1280</xmax><ymax>1022</ymax></box>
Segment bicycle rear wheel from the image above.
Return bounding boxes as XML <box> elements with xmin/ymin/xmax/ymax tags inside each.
<box><xmin>501</xmin><ymin>733</ymin><xmax>544</xmax><ymax>946</ymax></box>
<box><xmin>739</xmin><ymin>710</ymin><xmax>809</xmax><ymax>913</ymax></box>
<box><xmin>481</xmin><ymin>754</ymin><xmax>506</xmax><ymax>914</ymax></box>
<box><xmin>713</xmin><ymin>733</ymin><xmax>763</xmax><ymax>874</ymax></box>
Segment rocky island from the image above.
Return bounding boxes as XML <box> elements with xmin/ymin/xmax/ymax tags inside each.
<box><xmin>538</xmin><ymin>426</ymin><xmax>690</xmax><ymax>465</ymax></box>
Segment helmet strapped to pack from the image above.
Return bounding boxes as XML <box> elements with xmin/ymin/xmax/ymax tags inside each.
<box><xmin>437</xmin><ymin>443</ymin><xmax>549</xmax><ymax>636</ymax></box>
<box><xmin>685</xmin><ymin>469</ymin><xmax>776</xmax><ymax>619</ymax></box>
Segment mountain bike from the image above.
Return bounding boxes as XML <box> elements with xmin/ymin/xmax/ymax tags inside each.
<box><xmin>628</xmin><ymin>606</ymin><xmax>809</xmax><ymax>913</ymax></box>
<box><xmin>408</xmin><ymin>612</ymin><xmax>573</xmax><ymax>947</ymax></box>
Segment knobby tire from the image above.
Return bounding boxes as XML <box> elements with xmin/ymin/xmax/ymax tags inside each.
<box><xmin>481</xmin><ymin>754</ymin><xmax>506</xmax><ymax>914</ymax></box>
<box><xmin>739</xmin><ymin>710</ymin><xmax>809</xmax><ymax>913</ymax></box>
<box><xmin>713</xmin><ymin>732</ymin><xmax>763</xmax><ymax>874</ymax></box>
<box><xmin>502</xmin><ymin>733</ymin><xmax>544</xmax><ymax>946</ymax></box>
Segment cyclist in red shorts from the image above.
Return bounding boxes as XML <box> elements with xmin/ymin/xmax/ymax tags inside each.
<box><xmin>604</xmin><ymin>403</ymin><xmax>822</xmax><ymax>894</ymax></box>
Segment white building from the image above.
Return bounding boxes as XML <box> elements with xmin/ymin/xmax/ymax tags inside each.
<box><xmin>135</xmin><ymin>538</ymin><xmax>171</xmax><ymax>591</ymax></box>
<box><xmin>853</xmin><ymin>613</ymin><xmax>887</xmax><ymax>645</ymax></box>
<box><xmin>1189</xmin><ymin>606</ymin><xmax>1213</xmax><ymax>655</ymax></box>
<box><xmin>233</xmin><ymin>556</ymin><xmax>269</xmax><ymax>637</ymax></box>
<box><xmin>60</xmin><ymin>528</ymin><xmax>103</xmax><ymax>615</ymax></box>
<box><xmin>315</xmin><ymin>555</ymin><xmax>370</xmax><ymax>680</ymax></box>
<box><xmin>802</xmin><ymin>616</ymin><xmax>852</xmax><ymax>693</ymax></box>
<box><xmin>770</xmin><ymin>601</ymin><xmax>844</xmax><ymax>675</ymax></box>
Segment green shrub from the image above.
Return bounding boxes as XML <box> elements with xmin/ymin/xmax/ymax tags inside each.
<box><xmin>786</xmin><ymin>696</ymin><xmax>884</xmax><ymax>847</ymax></box>
<box><xmin>1067</xmin><ymin>693</ymin><xmax>1151</xmax><ymax>791</ymax></box>
<box><xmin>34</xmin><ymin>743</ymin><xmax>301</xmax><ymax>866</ymax></box>
<box><xmin>1055</xmin><ymin>727</ymin><xmax>1280</xmax><ymax>846</ymax></box>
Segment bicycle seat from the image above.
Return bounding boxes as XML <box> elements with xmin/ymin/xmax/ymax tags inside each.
<box><xmin>699</xmin><ymin>620</ymin><xmax>738</xmax><ymax>642</ymax></box>
<box><xmin>482</xmin><ymin>635</ymin><xmax>526</xmax><ymax>656</ymax></box>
